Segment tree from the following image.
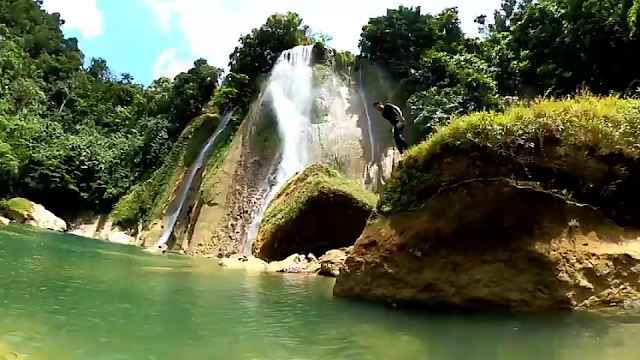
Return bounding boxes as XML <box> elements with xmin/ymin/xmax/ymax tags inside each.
<box><xmin>226</xmin><ymin>12</ymin><xmax>312</xmax><ymax>117</ymax></box>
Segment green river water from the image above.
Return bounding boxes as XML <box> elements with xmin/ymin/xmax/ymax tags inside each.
<box><xmin>2</xmin><ymin>224</ymin><xmax>640</xmax><ymax>359</ymax></box>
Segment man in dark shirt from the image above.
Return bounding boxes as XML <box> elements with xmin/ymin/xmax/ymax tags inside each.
<box><xmin>373</xmin><ymin>101</ymin><xmax>409</xmax><ymax>154</ymax></box>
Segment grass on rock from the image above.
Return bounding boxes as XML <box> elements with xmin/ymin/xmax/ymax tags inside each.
<box><xmin>259</xmin><ymin>163</ymin><xmax>378</xmax><ymax>242</ymax></box>
<box><xmin>381</xmin><ymin>93</ymin><xmax>640</xmax><ymax>227</ymax></box>
<box><xmin>1</xmin><ymin>198</ymin><xmax>34</xmax><ymax>216</ymax></box>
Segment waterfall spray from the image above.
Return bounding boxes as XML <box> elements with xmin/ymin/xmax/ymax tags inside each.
<box><xmin>153</xmin><ymin>110</ymin><xmax>234</xmax><ymax>250</ymax></box>
<box><xmin>358</xmin><ymin>68</ymin><xmax>376</xmax><ymax>161</ymax></box>
<box><xmin>243</xmin><ymin>45</ymin><xmax>316</xmax><ymax>254</ymax></box>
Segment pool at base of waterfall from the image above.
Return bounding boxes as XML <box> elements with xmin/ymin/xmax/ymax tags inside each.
<box><xmin>1</xmin><ymin>224</ymin><xmax>640</xmax><ymax>360</ymax></box>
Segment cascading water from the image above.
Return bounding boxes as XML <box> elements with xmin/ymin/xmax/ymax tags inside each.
<box><xmin>242</xmin><ymin>45</ymin><xmax>316</xmax><ymax>254</ymax></box>
<box><xmin>358</xmin><ymin>68</ymin><xmax>376</xmax><ymax>160</ymax></box>
<box><xmin>153</xmin><ymin>110</ymin><xmax>234</xmax><ymax>249</ymax></box>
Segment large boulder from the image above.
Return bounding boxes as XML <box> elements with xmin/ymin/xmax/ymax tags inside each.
<box><xmin>1</xmin><ymin>198</ymin><xmax>67</xmax><ymax>232</ymax></box>
<box><xmin>335</xmin><ymin>97</ymin><xmax>640</xmax><ymax>313</ymax></box>
<box><xmin>334</xmin><ymin>179</ymin><xmax>640</xmax><ymax>312</ymax></box>
<box><xmin>252</xmin><ymin>164</ymin><xmax>377</xmax><ymax>262</ymax></box>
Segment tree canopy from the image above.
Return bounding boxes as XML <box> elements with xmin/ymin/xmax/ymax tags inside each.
<box><xmin>358</xmin><ymin>0</ymin><xmax>640</xmax><ymax>138</ymax></box>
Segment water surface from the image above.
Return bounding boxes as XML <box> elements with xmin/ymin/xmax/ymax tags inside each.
<box><xmin>1</xmin><ymin>224</ymin><xmax>640</xmax><ymax>359</ymax></box>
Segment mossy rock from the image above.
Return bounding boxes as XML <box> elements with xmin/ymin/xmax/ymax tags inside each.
<box><xmin>381</xmin><ymin>94</ymin><xmax>640</xmax><ymax>227</ymax></box>
<box><xmin>252</xmin><ymin>163</ymin><xmax>377</xmax><ymax>261</ymax></box>
<box><xmin>1</xmin><ymin>198</ymin><xmax>34</xmax><ymax>221</ymax></box>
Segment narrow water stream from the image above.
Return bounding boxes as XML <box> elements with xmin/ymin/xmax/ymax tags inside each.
<box><xmin>2</xmin><ymin>224</ymin><xmax>640</xmax><ymax>359</ymax></box>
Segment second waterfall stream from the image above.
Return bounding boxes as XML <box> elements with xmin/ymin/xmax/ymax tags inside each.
<box><xmin>243</xmin><ymin>45</ymin><xmax>316</xmax><ymax>254</ymax></box>
<box><xmin>153</xmin><ymin>110</ymin><xmax>234</xmax><ymax>250</ymax></box>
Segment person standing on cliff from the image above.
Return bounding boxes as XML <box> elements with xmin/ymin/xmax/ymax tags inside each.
<box><xmin>373</xmin><ymin>101</ymin><xmax>409</xmax><ymax>155</ymax></box>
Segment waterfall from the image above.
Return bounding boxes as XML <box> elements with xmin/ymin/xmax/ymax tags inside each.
<box><xmin>358</xmin><ymin>68</ymin><xmax>376</xmax><ymax>160</ymax></box>
<box><xmin>153</xmin><ymin>110</ymin><xmax>234</xmax><ymax>249</ymax></box>
<box><xmin>242</xmin><ymin>45</ymin><xmax>316</xmax><ymax>254</ymax></box>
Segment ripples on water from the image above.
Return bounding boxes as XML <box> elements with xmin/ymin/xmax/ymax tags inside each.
<box><xmin>1</xmin><ymin>224</ymin><xmax>640</xmax><ymax>359</ymax></box>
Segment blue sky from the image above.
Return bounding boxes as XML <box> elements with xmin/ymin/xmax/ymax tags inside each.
<box><xmin>41</xmin><ymin>0</ymin><xmax>502</xmax><ymax>86</ymax></box>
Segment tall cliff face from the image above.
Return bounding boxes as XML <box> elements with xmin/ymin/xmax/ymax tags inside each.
<box><xmin>186</xmin><ymin>98</ymin><xmax>281</xmax><ymax>256</ymax></box>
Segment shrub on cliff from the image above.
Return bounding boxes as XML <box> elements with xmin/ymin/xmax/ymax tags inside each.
<box><xmin>380</xmin><ymin>93</ymin><xmax>640</xmax><ymax>227</ymax></box>
<box><xmin>252</xmin><ymin>163</ymin><xmax>377</xmax><ymax>261</ymax></box>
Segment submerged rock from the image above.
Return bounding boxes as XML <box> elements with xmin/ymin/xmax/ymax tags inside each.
<box><xmin>219</xmin><ymin>254</ymin><xmax>268</xmax><ymax>273</ymax></box>
<box><xmin>108</xmin><ymin>231</ymin><xmax>133</xmax><ymax>245</ymax></box>
<box><xmin>252</xmin><ymin>163</ymin><xmax>377</xmax><ymax>262</ymax></box>
<box><xmin>334</xmin><ymin>179</ymin><xmax>640</xmax><ymax>312</ymax></box>
<box><xmin>143</xmin><ymin>244</ymin><xmax>168</xmax><ymax>255</ymax></box>
<box><xmin>1</xmin><ymin>198</ymin><xmax>66</xmax><ymax>232</ymax></box>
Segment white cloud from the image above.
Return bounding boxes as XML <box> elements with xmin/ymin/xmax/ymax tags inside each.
<box><xmin>142</xmin><ymin>0</ymin><xmax>501</xmax><ymax>75</ymax></box>
<box><xmin>41</xmin><ymin>0</ymin><xmax>104</xmax><ymax>38</ymax></box>
<box><xmin>153</xmin><ymin>48</ymin><xmax>193</xmax><ymax>79</ymax></box>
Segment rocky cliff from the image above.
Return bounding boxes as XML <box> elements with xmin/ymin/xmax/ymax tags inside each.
<box><xmin>114</xmin><ymin>47</ymin><xmax>399</xmax><ymax>256</ymax></box>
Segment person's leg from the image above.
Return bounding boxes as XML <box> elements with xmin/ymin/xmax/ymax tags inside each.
<box><xmin>393</xmin><ymin>125</ymin><xmax>409</xmax><ymax>154</ymax></box>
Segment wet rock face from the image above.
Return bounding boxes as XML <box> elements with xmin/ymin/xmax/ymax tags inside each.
<box><xmin>333</xmin><ymin>179</ymin><xmax>640</xmax><ymax>313</ymax></box>
<box><xmin>188</xmin><ymin>115</ymin><xmax>278</xmax><ymax>256</ymax></box>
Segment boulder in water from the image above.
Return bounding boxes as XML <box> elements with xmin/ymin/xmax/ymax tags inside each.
<box><xmin>334</xmin><ymin>178</ymin><xmax>640</xmax><ymax>312</ymax></box>
<box><xmin>108</xmin><ymin>231</ymin><xmax>133</xmax><ymax>245</ymax></box>
<box><xmin>219</xmin><ymin>254</ymin><xmax>268</xmax><ymax>273</ymax></box>
<box><xmin>252</xmin><ymin>164</ymin><xmax>377</xmax><ymax>262</ymax></box>
<box><xmin>266</xmin><ymin>254</ymin><xmax>314</xmax><ymax>273</ymax></box>
<box><xmin>0</xmin><ymin>216</ymin><xmax>9</xmax><ymax>226</ymax></box>
<box><xmin>1</xmin><ymin>198</ymin><xmax>66</xmax><ymax>232</ymax></box>
<box><xmin>335</xmin><ymin>96</ymin><xmax>640</xmax><ymax>313</ymax></box>
<box><xmin>317</xmin><ymin>247</ymin><xmax>352</xmax><ymax>277</ymax></box>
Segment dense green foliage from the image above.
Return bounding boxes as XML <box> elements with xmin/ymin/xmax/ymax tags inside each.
<box><xmin>0</xmin><ymin>0</ymin><xmax>222</xmax><ymax>216</ymax></box>
<box><xmin>357</xmin><ymin>0</ymin><xmax>640</xmax><ymax>139</ymax></box>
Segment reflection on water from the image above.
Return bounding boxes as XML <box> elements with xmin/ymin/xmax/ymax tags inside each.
<box><xmin>1</xmin><ymin>224</ymin><xmax>640</xmax><ymax>359</ymax></box>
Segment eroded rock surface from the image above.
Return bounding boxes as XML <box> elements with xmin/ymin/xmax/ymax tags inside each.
<box><xmin>334</xmin><ymin>179</ymin><xmax>640</xmax><ymax>312</ymax></box>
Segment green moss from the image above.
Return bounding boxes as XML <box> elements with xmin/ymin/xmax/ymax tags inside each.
<box><xmin>250</xmin><ymin>103</ymin><xmax>281</xmax><ymax>155</ymax></box>
<box><xmin>110</xmin><ymin>113</ymin><xmax>222</xmax><ymax>229</ymax></box>
<box><xmin>199</xmin><ymin>126</ymin><xmax>235</xmax><ymax>204</ymax></box>
<box><xmin>313</xmin><ymin>64</ymin><xmax>333</xmax><ymax>86</ymax></box>
<box><xmin>259</xmin><ymin>163</ymin><xmax>378</xmax><ymax>240</ymax></box>
<box><xmin>381</xmin><ymin>94</ymin><xmax>640</xmax><ymax>225</ymax></box>
<box><xmin>1</xmin><ymin>198</ymin><xmax>34</xmax><ymax>216</ymax></box>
